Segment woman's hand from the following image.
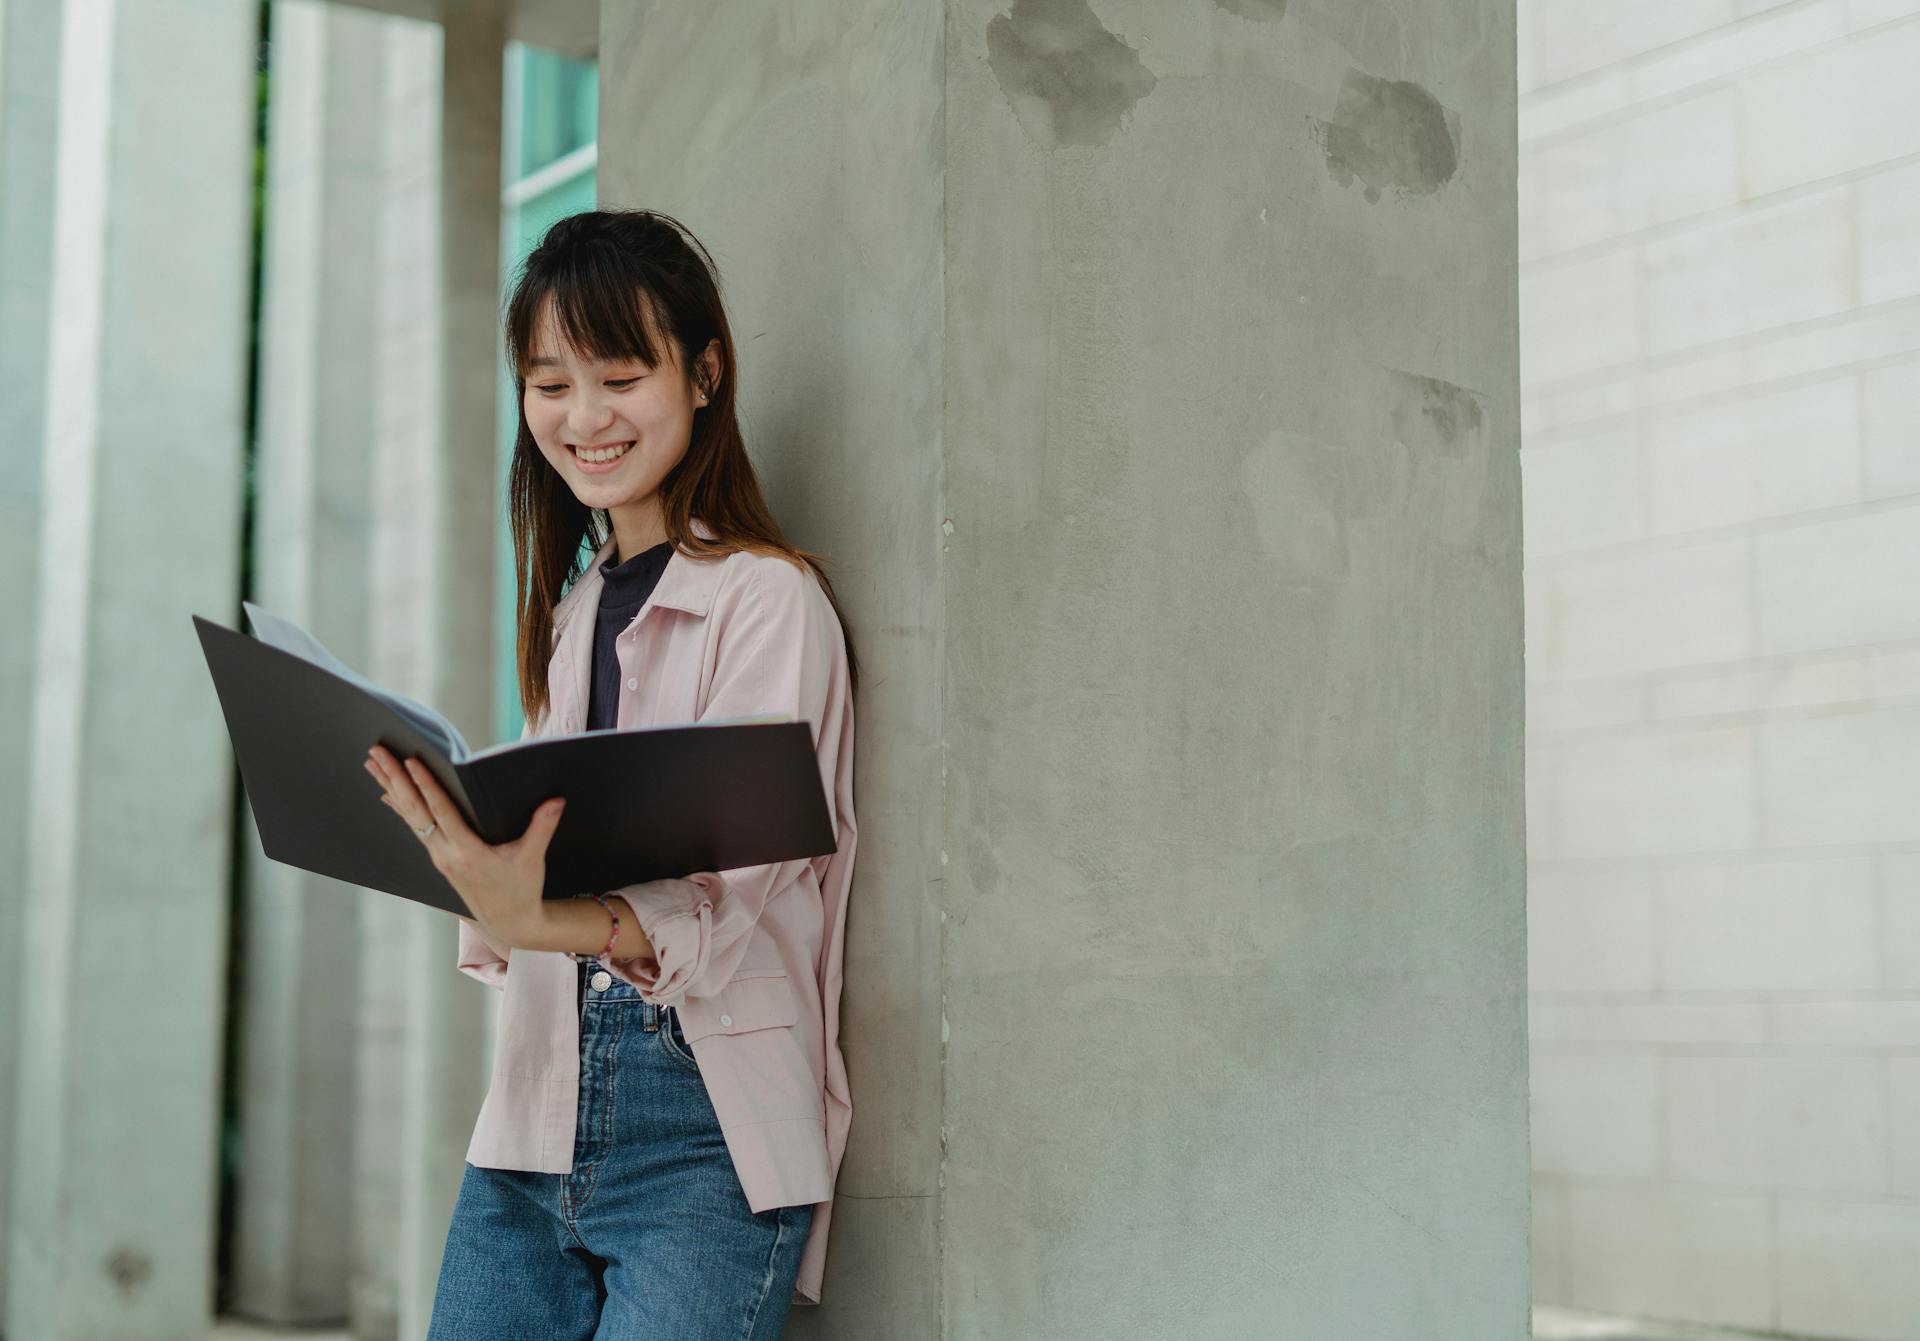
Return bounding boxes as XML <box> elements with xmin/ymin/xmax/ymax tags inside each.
<box><xmin>364</xmin><ymin>743</ymin><xmax>565</xmax><ymax>951</ymax></box>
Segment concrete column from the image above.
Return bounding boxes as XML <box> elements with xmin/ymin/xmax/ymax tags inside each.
<box><xmin>4</xmin><ymin>0</ymin><xmax>259</xmax><ymax>1337</ymax></box>
<box><xmin>363</xmin><ymin>5</ymin><xmax>507</xmax><ymax>1337</ymax></box>
<box><xmin>600</xmin><ymin>2</ymin><xmax>1525</xmax><ymax>1337</ymax></box>
<box><xmin>350</xmin><ymin>19</ymin><xmax>441</xmax><ymax>1335</ymax></box>
<box><xmin>226</xmin><ymin>0</ymin><xmax>389</xmax><ymax>1325</ymax></box>
<box><xmin>0</xmin><ymin>0</ymin><xmax>64</xmax><ymax>1323</ymax></box>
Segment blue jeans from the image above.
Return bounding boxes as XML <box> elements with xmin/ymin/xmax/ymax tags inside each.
<box><xmin>426</xmin><ymin>959</ymin><xmax>815</xmax><ymax>1340</ymax></box>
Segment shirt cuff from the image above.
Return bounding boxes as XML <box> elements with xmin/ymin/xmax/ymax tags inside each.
<box><xmin>455</xmin><ymin>917</ymin><xmax>509</xmax><ymax>991</ymax></box>
<box><xmin>600</xmin><ymin>876</ymin><xmax>719</xmax><ymax>1005</ymax></box>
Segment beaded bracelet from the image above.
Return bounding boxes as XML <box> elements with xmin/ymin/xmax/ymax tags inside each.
<box><xmin>563</xmin><ymin>892</ymin><xmax>621</xmax><ymax>964</ymax></box>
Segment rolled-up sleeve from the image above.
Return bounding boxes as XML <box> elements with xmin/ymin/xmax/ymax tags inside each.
<box><xmin>602</xmin><ymin>557</ymin><xmax>850</xmax><ymax>1007</ymax></box>
<box><xmin>456</xmin><ymin>917</ymin><xmax>510</xmax><ymax>990</ymax></box>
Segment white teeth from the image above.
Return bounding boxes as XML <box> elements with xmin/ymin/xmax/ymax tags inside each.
<box><xmin>575</xmin><ymin>440</ymin><xmax>632</xmax><ymax>464</ymax></box>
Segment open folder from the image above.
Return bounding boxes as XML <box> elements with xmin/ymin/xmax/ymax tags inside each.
<box><xmin>192</xmin><ymin>603</ymin><xmax>837</xmax><ymax>918</ymax></box>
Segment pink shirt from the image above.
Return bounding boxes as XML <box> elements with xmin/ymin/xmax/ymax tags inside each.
<box><xmin>453</xmin><ymin>518</ymin><xmax>857</xmax><ymax>1307</ymax></box>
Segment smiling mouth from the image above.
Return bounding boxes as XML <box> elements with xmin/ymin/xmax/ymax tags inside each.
<box><xmin>570</xmin><ymin>440</ymin><xmax>634</xmax><ymax>464</ymax></box>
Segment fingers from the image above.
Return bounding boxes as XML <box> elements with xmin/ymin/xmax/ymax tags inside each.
<box><xmin>366</xmin><ymin>749</ymin><xmax>496</xmax><ymax>876</ymax></box>
<box><xmin>518</xmin><ymin>796</ymin><xmax>567</xmax><ymax>851</ymax></box>
<box><xmin>366</xmin><ymin>746</ymin><xmax>441</xmax><ymax>840</ymax></box>
<box><xmin>401</xmin><ymin>757</ymin><xmax>458</xmax><ymax>832</ymax></box>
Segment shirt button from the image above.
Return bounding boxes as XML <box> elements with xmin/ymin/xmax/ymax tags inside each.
<box><xmin>590</xmin><ymin>970</ymin><xmax>612</xmax><ymax>992</ymax></box>
<box><xmin>626</xmin><ymin>677</ymin><xmax>638</xmax><ymax>691</ymax></box>
<box><xmin>718</xmin><ymin>1013</ymin><xmax>732</xmax><ymax>1028</ymax></box>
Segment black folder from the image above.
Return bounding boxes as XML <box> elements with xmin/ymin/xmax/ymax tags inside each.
<box><xmin>192</xmin><ymin>605</ymin><xmax>836</xmax><ymax>919</ymax></box>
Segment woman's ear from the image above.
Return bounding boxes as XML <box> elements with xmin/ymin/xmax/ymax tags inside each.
<box><xmin>699</xmin><ymin>338</ymin><xmax>723</xmax><ymax>396</ymax></box>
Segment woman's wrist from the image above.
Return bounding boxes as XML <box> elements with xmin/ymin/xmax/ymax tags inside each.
<box><xmin>524</xmin><ymin>893</ymin><xmax>656</xmax><ymax>963</ymax></box>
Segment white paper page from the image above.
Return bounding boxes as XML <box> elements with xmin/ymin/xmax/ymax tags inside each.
<box><xmin>242</xmin><ymin>600</ymin><xmax>471</xmax><ymax>759</ymax></box>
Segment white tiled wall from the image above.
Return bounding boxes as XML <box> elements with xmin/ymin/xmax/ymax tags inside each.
<box><xmin>1521</xmin><ymin>2</ymin><xmax>1920</xmax><ymax>1336</ymax></box>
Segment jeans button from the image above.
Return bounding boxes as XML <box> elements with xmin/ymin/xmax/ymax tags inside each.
<box><xmin>590</xmin><ymin>970</ymin><xmax>612</xmax><ymax>992</ymax></box>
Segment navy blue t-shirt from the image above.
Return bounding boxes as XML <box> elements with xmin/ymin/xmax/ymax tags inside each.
<box><xmin>586</xmin><ymin>538</ymin><xmax>675</xmax><ymax>731</ymax></box>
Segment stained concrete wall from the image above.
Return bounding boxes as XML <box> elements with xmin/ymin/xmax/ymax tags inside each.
<box><xmin>602</xmin><ymin>1</ymin><xmax>1525</xmax><ymax>1336</ymax></box>
<box><xmin>1519</xmin><ymin>3</ymin><xmax>1920</xmax><ymax>1337</ymax></box>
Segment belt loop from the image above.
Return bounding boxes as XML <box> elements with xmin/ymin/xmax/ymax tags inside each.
<box><xmin>643</xmin><ymin>1000</ymin><xmax>659</xmax><ymax>1032</ymax></box>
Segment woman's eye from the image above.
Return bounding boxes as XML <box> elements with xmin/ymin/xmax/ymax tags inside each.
<box><xmin>533</xmin><ymin>378</ymin><xmax>639</xmax><ymax>394</ymax></box>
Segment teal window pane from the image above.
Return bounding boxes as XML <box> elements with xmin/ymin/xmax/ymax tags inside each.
<box><xmin>512</xmin><ymin>171</ymin><xmax>599</xmax><ymax>259</ymax></box>
<box><xmin>498</xmin><ymin>45</ymin><xmax>597</xmax><ymax>747</ymax></box>
<box><xmin>516</xmin><ymin>46</ymin><xmax>597</xmax><ymax>178</ymax></box>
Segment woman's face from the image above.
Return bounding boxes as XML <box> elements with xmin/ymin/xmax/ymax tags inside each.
<box><xmin>520</xmin><ymin>297</ymin><xmax>710</xmax><ymax>517</ymax></box>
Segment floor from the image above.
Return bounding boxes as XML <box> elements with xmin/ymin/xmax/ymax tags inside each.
<box><xmin>205</xmin><ymin>1304</ymin><xmax>1827</xmax><ymax>1339</ymax></box>
<box><xmin>1534</xmin><ymin>1304</ymin><xmax>1843</xmax><ymax>1341</ymax></box>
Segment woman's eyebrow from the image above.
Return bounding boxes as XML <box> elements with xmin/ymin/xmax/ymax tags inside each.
<box><xmin>526</xmin><ymin>356</ymin><xmax>641</xmax><ymax>370</ymax></box>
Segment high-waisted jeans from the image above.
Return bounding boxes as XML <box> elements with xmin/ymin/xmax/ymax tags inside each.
<box><xmin>425</xmin><ymin>959</ymin><xmax>815</xmax><ymax>1340</ymax></box>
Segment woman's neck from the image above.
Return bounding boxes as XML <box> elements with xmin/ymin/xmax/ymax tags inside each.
<box><xmin>608</xmin><ymin>501</ymin><xmax>669</xmax><ymax>565</ymax></box>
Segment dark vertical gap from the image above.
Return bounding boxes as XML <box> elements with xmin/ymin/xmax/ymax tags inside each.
<box><xmin>213</xmin><ymin>0</ymin><xmax>273</xmax><ymax>1317</ymax></box>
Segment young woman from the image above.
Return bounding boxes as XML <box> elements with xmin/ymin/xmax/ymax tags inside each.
<box><xmin>361</xmin><ymin>208</ymin><xmax>859</xmax><ymax>1338</ymax></box>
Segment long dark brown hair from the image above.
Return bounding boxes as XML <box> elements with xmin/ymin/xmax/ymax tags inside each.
<box><xmin>503</xmin><ymin>208</ymin><xmax>860</xmax><ymax>725</ymax></box>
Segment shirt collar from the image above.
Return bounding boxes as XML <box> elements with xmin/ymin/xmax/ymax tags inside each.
<box><xmin>596</xmin><ymin>537</ymin><xmax>675</xmax><ymax>605</ymax></box>
<box><xmin>552</xmin><ymin>516</ymin><xmax>722</xmax><ymax>631</ymax></box>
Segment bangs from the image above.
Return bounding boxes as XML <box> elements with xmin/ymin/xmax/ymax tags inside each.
<box><xmin>508</xmin><ymin>261</ymin><xmax>669</xmax><ymax>380</ymax></box>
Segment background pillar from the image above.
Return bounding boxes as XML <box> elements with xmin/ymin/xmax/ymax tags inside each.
<box><xmin>4</xmin><ymin>0</ymin><xmax>259</xmax><ymax>1337</ymax></box>
<box><xmin>228</xmin><ymin>0</ymin><xmax>388</xmax><ymax>1325</ymax></box>
<box><xmin>0</xmin><ymin>0</ymin><xmax>65</xmax><ymax>1321</ymax></box>
<box><xmin>382</xmin><ymin>3</ymin><xmax>507</xmax><ymax>1336</ymax></box>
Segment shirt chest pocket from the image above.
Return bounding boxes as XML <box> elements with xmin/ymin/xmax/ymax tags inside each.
<box><xmin>675</xmin><ymin>970</ymin><xmax>798</xmax><ymax>1044</ymax></box>
<box><xmin>621</xmin><ymin>616</ymin><xmax>712</xmax><ymax>728</ymax></box>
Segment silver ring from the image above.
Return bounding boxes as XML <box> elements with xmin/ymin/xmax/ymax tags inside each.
<box><xmin>414</xmin><ymin>822</ymin><xmax>437</xmax><ymax>839</ymax></box>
